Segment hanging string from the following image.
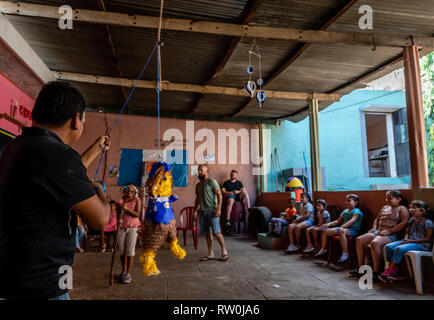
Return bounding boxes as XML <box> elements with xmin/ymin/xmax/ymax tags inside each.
<box><xmin>156</xmin><ymin>0</ymin><xmax>164</xmax><ymax>160</ymax></box>
<box><xmin>94</xmin><ymin>42</ymin><xmax>159</xmax><ymax>181</ymax></box>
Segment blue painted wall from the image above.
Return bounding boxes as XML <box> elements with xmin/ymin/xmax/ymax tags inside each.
<box><xmin>266</xmin><ymin>90</ymin><xmax>411</xmax><ymax>192</ymax></box>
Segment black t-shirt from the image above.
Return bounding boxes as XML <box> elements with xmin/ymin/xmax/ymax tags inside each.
<box><xmin>0</xmin><ymin>127</ymin><xmax>96</xmax><ymax>299</ymax></box>
<box><xmin>222</xmin><ymin>180</ymin><xmax>244</xmax><ymax>192</ymax></box>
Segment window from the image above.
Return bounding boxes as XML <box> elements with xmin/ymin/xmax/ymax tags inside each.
<box><xmin>362</xmin><ymin>106</ymin><xmax>410</xmax><ymax>178</ymax></box>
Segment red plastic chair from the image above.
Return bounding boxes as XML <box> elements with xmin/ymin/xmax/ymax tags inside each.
<box><xmin>177</xmin><ymin>206</ymin><xmax>198</xmax><ymax>249</ymax></box>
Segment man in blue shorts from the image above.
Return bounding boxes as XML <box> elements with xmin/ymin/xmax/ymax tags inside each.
<box><xmin>221</xmin><ymin>170</ymin><xmax>250</xmax><ymax>231</ymax></box>
<box><xmin>193</xmin><ymin>164</ymin><xmax>228</xmax><ymax>262</ymax></box>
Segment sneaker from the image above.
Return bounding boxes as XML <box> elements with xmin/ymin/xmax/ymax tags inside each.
<box><xmin>285</xmin><ymin>244</ymin><xmax>299</xmax><ymax>253</ymax></box>
<box><xmin>338</xmin><ymin>252</ymin><xmax>349</xmax><ymax>263</ymax></box>
<box><xmin>378</xmin><ymin>269</ymin><xmax>391</xmax><ymax>283</ymax></box>
<box><xmin>225</xmin><ymin>221</ymin><xmax>231</xmax><ymax>227</ymax></box>
<box><xmin>76</xmin><ymin>247</ymin><xmax>84</xmax><ymax>253</ymax></box>
<box><xmin>122</xmin><ymin>274</ymin><xmax>132</xmax><ymax>284</ymax></box>
<box><xmin>303</xmin><ymin>245</ymin><xmax>315</xmax><ymax>253</ymax></box>
<box><xmin>314</xmin><ymin>248</ymin><xmax>328</xmax><ymax>257</ymax></box>
<box><xmin>387</xmin><ymin>268</ymin><xmax>404</xmax><ymax>281</ymax></box>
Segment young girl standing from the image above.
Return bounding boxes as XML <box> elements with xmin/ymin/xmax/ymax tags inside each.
<box><xmin>286</xmin><ymin>192</ymin><xmax>314</xmax><ymax>253</ymax></box>
<box><xmin>314</xmin><ymin>194</ymin><xmax>363</xmax><ymax>263</ymax></box>
<box><xmin>303</xmin><ymin>199</ymin><xmax>330</xmax><ymax>253</ymax></box>
<box><xmin>349</xmin><ymin>190</ymin><xmax>409</xmax><ymax>277</ymax></box>
<box><xmin>117</xmin><ymin>183</ymin><xmax>142</xmax><ymax>284</ymax></box>
<box><xmin>379</xmin><ymin>200</ymin><xmax>433</xmax><ymax>283</ymax></box>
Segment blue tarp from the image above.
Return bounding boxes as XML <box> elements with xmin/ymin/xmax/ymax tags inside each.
<box><xmin>118</xmin><ymin>148</ymin><xmax>142</xmax><ymax>186</ymax></box>
<box><xmin>118</xmin><ymin>148</ymin><xmax>188</xmax><ymax>188</ymax></box>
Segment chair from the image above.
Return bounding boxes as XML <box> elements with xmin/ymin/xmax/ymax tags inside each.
<box><xmin>222</xmin><ymin>199</ymin><xmax>248</xmax><ymax>235</ymax></box>
<box><xmin>176</xmin><ymin>206</ymin><xmax>198</xmax><ymax>249</ymax></box>
<box><xmin>404</xmin><ymin>244</ymin><xmax>434</xmax><ymax>295</ymax></box>
<box><xmin>327</xmin><ymin>208</ymin><xmax>363</xmax><ymax>267</ymax></box>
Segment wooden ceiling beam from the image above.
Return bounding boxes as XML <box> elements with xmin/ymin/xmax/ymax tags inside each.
<box><xmin>231</xmin><ymin>0</ymin><xmax>359</xmax><ymax>117</ymax></box>
<box><xmin>189</xmin><ymin>0</ymin><xmax>262</xmax><ymax>114</ymax></box>
<box><xmin>53</xmin><ymin>71</ymin><xmax>341</xmax><ymax>102</ymax></box>
<box><xmin>0</xmin><ymin>1</ymin><xmax>431</xmax><ymax>48</ymax></box>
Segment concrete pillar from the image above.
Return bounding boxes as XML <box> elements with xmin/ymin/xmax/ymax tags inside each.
<box><xmin>309</xmin><ymin>99</ymin><xmax>321</xmax><ymax>191</ymax></box>
<box><xmin>403</xmin><ymin>46</ymin><xmax>429</xmax><ymax>189</ymax></box>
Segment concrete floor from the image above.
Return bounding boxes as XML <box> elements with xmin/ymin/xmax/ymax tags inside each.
<box><xmin>70</xmin><ymin>234</ymin><xmax>434</xmax><ymax>300</ymax></box>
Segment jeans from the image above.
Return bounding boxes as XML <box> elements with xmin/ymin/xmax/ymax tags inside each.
<box><xmin>76</xmin><ymin>225</ymin><xmax>85</xmax><ymax>249</ymax></box>
<box><xmin>48</xmin><ymin>292</ymin><xmax>70</xmax><ymax>300</ymax></box>
<box><xmin>385</xmin><ymin>240</ymin><xmax>422</xmax><ymax>264</ymax></box>
<box><xmin>271</xmin><ymin>218</ymin><xmax>289</xmax><ymax>235</ymax></box>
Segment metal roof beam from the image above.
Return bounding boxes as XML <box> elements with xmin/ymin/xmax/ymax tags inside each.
<box><xmin>0</xmin><ymin>1</ymin><xmax>431</xmax><ymax>48</ymax></box>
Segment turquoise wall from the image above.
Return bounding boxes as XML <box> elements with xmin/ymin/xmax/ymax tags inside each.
<box><xmin>266</xmin><ymin>90</ymin><xmax>411</xmax><ymax>192</ymax></box>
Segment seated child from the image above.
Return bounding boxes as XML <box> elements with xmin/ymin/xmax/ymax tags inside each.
<box><xmin>378</xmin><ymin>200</ymin><xmax>433</xmax><ymax>283</ymax></box>
<box><xmin>268</xmin><ymin>198</ymin><xmax>297</xmax><ymax>236</ymax></box>
<box><xmin>314</xmin><ymin>194</ymin><xmax>363</xmax><ymax>263</ymax></box>
<box><xmin>99</xmin><ymin>200</ymin><xmax>118</xmax><ymax>252</ymax></box>
<box><xmin>349</xmin><ymin>190</ymin><xmax>409</xmax><ymax>277</ymax></box>
<box><xmin>286</xmin><ymin>192</ymin><xmax>314</xmax><ymax>252</ymax></box>
<box><xmin>303</xmin><ymin>199</ymin><xmax>330</xmax><ymax>253</ymax></box>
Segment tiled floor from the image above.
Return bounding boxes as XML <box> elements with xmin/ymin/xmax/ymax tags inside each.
<box><xmin>70</xmin><ymin>234</ymin><xmax>434</xmax><ymax>300</ymax></box>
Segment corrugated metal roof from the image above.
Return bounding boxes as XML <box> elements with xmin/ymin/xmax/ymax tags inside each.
<box><xmin>2</xmin><ymin>0</ymin><xmax>433</xmax><ymax>122</ymax></box>
<box><xmin>105</xmin><ymin>0</ymin><xmax>250</xmax><ymax>22</ymax></box>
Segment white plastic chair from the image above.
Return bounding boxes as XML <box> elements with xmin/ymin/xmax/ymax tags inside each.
<box><xmin>404</xmin><ymin>245</ymin><xmax>434</xmax><ymax>295</ymax></box>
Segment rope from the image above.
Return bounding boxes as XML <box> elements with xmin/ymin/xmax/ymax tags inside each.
<box><xmin>95</xmin><ymin>0</ymin><xmax>165</xmax><ymax>180</ymax></box>
<box><xmin>94</xmin><ymin>42</ymin><xmax>159</xmax><ymax>180</ymax></box>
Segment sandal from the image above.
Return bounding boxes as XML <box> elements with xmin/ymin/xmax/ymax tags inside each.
<box><xmin>220</xmin><ymin>254</ymin><xmax>229</xmax><ymax>262</ymax></box>
<box><xmin>200</xmin><ymin>256</ymin><xmax>216</xmax><ymax>261</ymax></box>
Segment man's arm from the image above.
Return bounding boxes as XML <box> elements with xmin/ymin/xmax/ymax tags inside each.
<box><xmin>72</xmin><ymin>181</ymin><xmax>111</xmax><ymax>231</ymax></box>
<box><xmin>215</xmin><ymin>189</ymin><xmax>223</xmax><ymax>217</ymax></box>
<box><xmin>193</xmin><ymin>195</ymin><xmax>200</xmax><ymax>220</ymax></box>
<box><xmin>81</xmin><ymin>135</ymin><xmax>111</xmax><ymax>169</ymax></box>
<box><xmin>221</xmin><ymin>187</ymin><xmax>232</xmax><ymax>196</ymax></box>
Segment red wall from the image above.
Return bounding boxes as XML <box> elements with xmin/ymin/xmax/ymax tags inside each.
<box><xmin>0</xmin><ymin>73</ymin><xmax>34</xmax><ymax>135</ymax></box>
<box><xmin>73</xmin><ymin>112</ymin><xmax>259</xmax><ymax>218</ymax></box>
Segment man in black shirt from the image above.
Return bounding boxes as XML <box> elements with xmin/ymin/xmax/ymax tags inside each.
<box><xmin>0</xmin><ymin>82</ymin><xmax>111</xmax><ymax>300</ymax></box>
<box><xmin>221</xmin><ymin>170</ymin><xmax>251</xmax><ymax>228</ymax></box>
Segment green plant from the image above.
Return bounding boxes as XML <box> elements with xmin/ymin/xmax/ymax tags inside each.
<box><xmin>421</xmin><ymin>51</ymin><xmax>434</xmax><ymax>186</ymax></box>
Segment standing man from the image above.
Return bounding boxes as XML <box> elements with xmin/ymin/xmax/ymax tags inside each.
<box><xmin>221</xmin><ymin>170</ymin><xmax>250</xmax><ymax>230</ymax></box>
<box><xmin>194</xmin><ymin>164</ymin><xmax>229</xmax><ymax>261</ymax></box>
<box><xmin>0</xmin><ymin>81</ymin><xmax>111</xmax><ymax>300</ymax></box>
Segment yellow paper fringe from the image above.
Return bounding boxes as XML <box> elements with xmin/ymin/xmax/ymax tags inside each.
<box><xmin>168</xmin><ymin>239</ymin><xmax>187</xmax><ymax>260</ymax></box>
<box><xmin>139</xmin><ymin>250</ymin><xmax>160</xmax><ymax>276</ymax></box>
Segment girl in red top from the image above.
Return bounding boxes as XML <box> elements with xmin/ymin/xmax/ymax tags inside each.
<box><xmin>116</xmin><ymin>183</ymin><xmax>142</xmax><ymax>284</ymax></box>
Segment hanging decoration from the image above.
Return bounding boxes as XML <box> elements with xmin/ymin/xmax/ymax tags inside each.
<box><xmin>244</xmin><ymin>38</ymin><xmax>266</xmax><ymax>107</ymax></box>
